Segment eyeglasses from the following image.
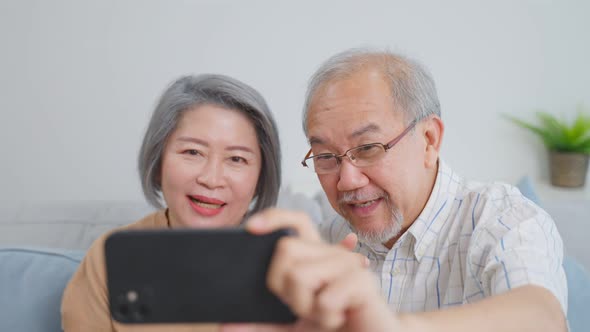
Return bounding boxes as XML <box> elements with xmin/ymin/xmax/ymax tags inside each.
<box><xmin>301</xmin><ymin>119</ymin><xmax>418</xmax><ymax>174</ymax></box>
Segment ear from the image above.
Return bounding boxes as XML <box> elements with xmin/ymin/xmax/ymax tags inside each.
<box><xmin>422</xmin><ymin>116</ymin><xmax>444</xmax><ymax>169</ymax></box>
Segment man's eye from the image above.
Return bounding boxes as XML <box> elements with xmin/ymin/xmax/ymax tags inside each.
<box><xmin>316</xmin><ymin>154</ymin><xmax>334</xmax><ymax>160</ymax></box>
<box><xmin>359</xmin><ymin>145</ymin><xmax>378</xmax><ymax>152</ymax></box>
<box><xmin>356</xmin><ymin>144</ymin><xmax>382</xmax><ymax>155</ymax></box>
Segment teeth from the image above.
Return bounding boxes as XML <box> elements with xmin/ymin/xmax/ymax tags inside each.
<box><xmin>195</xmin><ymin>201</ymin><xmax>222</xmax><ymax>209</ymax></box>
<box><xmin>190</xmin><ymin>197</ymin><xmax>222</xmax><ymax>209</ymax></box>
<box><xmin>353</xmin><ymin>199</ymin><xmax>377</xmax><ymax>207</ymax></box>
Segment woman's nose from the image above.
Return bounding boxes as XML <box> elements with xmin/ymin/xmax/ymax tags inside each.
<box><xmin>196</xmin><ymin>158</ymin><xmax>225</xmax><ymax>189</ymax></box>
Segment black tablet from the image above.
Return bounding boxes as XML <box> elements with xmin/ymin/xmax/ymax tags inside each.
<box><xmin>104</xmin><ymin>228</ymin><xmax>296</xmax><ymax>324</ymax></box>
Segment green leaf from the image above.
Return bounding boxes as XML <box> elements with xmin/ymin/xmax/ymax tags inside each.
<box><xmin>504</xmin><ymin>108</ymin><xmax>590</xmax><ymax>154</ymax></box>
<box><xmin>572</xmin><ymin>135</ymin><xmax>590</xmax><ymax>153</ymax></box>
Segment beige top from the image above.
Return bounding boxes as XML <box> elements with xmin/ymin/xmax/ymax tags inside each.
<box><xmin>61</xmin><ymin>210</ymin><xmax>218</xmax><ymax>332</ymax></box>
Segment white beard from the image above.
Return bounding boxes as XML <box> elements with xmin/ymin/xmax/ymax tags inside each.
<box><xmin>355</xmin><ymin>199</ymin><xmax>403</xmax><ymax>245</ymax></box>
<box><xmin>338</xmin><ymin>190</ymin><xmax>404</xmax><ymax>246</ymax></box>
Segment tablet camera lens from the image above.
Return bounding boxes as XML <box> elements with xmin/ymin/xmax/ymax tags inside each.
<box><xmin>126</xmin><ymin>290</ymin><xmax>138</xmax><ymax>303</ymax></box>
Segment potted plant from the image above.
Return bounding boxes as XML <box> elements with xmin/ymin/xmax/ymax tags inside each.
<box><xmin>506</xmin><ymin>108</ymin><xmax>590</xmax><ymax>187</ymax></box>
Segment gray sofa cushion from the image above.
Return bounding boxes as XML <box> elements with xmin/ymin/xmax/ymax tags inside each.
<box><xmin>0</xmin><ymin>247</ymin><xmax>84</xmax><ymax>332</ymax></box>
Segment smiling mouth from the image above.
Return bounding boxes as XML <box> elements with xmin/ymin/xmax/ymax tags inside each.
<box><xmin>348</xmin><ymin>198</ymin><xmax>381</xmax><ymax>208</ymax></box>
<box><xmin>188</xmin><ymin>196</ymin><xmax>226</xmax><ymax>209</ymax></box>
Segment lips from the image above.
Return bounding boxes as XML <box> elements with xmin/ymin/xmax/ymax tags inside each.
<box><xmin>348</xmin><ymin>198</ymin><xmax>380</xmax><ymax>208</ymax></box>
<box><xmin>187</xmin><ymin>195</ymin><xmax>226</xmax><ymax>217</ymax></box>
<box><xmin>189</xmin><ymin>195</ymin><xmax>225</xmax><ymax>205</ymax></box>
<box><xmin>345</xmin><ymin>197</ymin><xmax>383</xmax><ymax>216</ymax></box>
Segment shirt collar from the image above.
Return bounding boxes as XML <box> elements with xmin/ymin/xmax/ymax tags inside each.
<box><xmin>357</xmin><ymin>159</ymin><xmax>461</xmax><ymax>260</ymax></box>
<box><xmin>406</xmin><ymin>159</ymin><xmax>461</xmax><ymax>262</ymax></box>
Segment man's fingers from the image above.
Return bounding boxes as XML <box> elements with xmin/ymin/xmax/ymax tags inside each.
<box><xmin>268</xmin><ymin>242</ymin><xmax>369</xmax><ymax>318</ymax></box>
<box><xmin>292</xmin><ymin>319</ymin><xmax>333</xmax><ymax>332</ymax></box>
<box><xmin>311</xmin><ymin>269</ymin><xmax>388</xmax><ymax>331</ymax></box>
<box><xmin>267</xmin><ymin>239</ymin><xmax>328</xmax><ymax>307</ymax></box>
<box><xmin>267</xmin><ymin>237</ymin><xmax>368</xmax><ymax>291</ymax></box>
<box><xmin>220</xmin><ymin>323</ymin><xmax>292</xmax><ymax>332</ymax></box>
<box><xmin>339</xmin><ymin>232</ymin><xmax>358</xmax><ymax>251</ymax></box>
<box><xmin>246</xmin><ymin>208</ymin><xmax>321</xmax><ymax>242</ymax></box>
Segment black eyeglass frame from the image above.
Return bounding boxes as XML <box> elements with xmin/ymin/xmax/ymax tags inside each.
<box><xmin>301</xmin><ymin>119</ymin><xmax>418</xmax><ymax>173</ymax></box>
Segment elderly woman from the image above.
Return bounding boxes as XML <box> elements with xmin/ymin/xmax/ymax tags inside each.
<box><xmin>61</xmin><ymin>74</ymin><xmax>281</xmax><ymax>331</ymax></box>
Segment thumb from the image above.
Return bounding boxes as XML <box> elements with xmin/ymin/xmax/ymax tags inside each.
<box><xmin>339</xmin><ymin>233</ymin><xmax>370</xmax><ymax>268</ymax></box>
<box><xmin>339</xmin><ymin>233</ymin><xmax>358</xmax><ymax>251</ymax></box>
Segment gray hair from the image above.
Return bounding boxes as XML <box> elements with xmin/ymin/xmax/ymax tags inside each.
<box><xmin>302</xmin><ymin>48</ymin><xmax>441</xmax><ymax>135</ymax></box>
<box><xmin>138</xmin><ymin>74</ymin><xmax>281</xmax><ymax>214</ymax></box>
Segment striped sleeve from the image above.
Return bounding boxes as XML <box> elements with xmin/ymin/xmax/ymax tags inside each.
<box><xmin>467</xmin><ymin>199</ymin><xmax>568</xmax><ymax>314</ymax></box>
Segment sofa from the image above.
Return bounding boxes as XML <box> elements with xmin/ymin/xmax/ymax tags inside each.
<box><xmin>1</xmin><ymin>184</ymin><xmax>589</xmax><ymax>332</ymax></box>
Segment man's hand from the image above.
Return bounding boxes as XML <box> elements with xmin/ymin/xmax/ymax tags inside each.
<box><xmin>221</xmin><ymin>208</ymin><xmax>397</xmax><ymax>332</ymax></box>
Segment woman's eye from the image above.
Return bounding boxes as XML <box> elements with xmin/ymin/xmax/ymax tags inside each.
<box><xmin>184</xmin><ymin>149</ymin><xmax>200</xmax><ymax>156</ymax></box>
<box><xmin>230</xmin><ymin>156</ymin><xmax>247</xmax><ymax>164</ymax></box>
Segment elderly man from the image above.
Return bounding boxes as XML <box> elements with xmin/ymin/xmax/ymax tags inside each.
<box><xmin>224</xmin><ymin>49</ymin><xmax>567</xmax><ymax>332</ymax></box>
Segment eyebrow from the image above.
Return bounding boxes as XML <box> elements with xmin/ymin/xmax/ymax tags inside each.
<box><xmin>176</xmin><ymin>136</ymin><xmax>256</xmax><ymax>154</ymax></box>
<box><xmin>308</xmin><ymin>123</ymin><xmax>381</xmax><ymax>146</ymax></box>
<box><xmin>350</xmin><ymin>123</ymin><xmax>380</xmax><ymax>138</ymax></box>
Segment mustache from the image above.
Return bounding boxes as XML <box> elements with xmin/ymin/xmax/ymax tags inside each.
<box><xmin>338</xmin><ymin>189</ymin><xmax>388</xmax><ymax>204</ymax></box>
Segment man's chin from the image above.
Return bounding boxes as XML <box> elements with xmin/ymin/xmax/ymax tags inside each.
<box><xmin>346</xmin><ymin>211</ymin><xmax>383</xmax><ymax>228</ymax></box>
<box><xmin>348</xmin><ymin>218</ymin><xmax>382</xmax><ymax>236</ymax></box>
<box><xmin>348</xmin><ymin>218</ymin><xmax>402</xmax><ymax>245</ymax></box>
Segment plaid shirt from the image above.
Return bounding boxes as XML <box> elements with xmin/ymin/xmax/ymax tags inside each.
<box><xmin>319</xmin><ymin>159</ymin><xmax>568</xmax><ymax>314</ymax></box>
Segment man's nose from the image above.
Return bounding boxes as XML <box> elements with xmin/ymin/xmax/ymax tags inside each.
<box><xmin>196</xmin><ymin>158</ymin><xmax>225</xmax><ymax>189</ymax></box>
<box><xmin>336</xmin><ymin>159</ymin><xmax>369</xmax><ymax>192</ymax></box>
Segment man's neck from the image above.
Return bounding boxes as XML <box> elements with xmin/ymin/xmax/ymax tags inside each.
<box><xmin>382</xmin><ymin>160</ymin><xmax>440</xmax><ymax>250</ymax></box>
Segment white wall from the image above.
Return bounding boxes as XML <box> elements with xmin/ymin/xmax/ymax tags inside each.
<box><xmin>1</xmin><ymin>0</ymin><xmax>589</xmax><ymax>204</ymax></box>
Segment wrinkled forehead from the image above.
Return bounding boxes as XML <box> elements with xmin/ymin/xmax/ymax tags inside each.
<box><xmin>306</xmin><ymin>108</ymin><xmax>407</xmax><ymax>150</ymax></box>
<box><xmin>307</xmin><ymin>98</ymin><xmax>402</xmax><ymax>141</ymax></box>
<box><xmin>304</xmin><ymin>69</ymin><xmax>400</xmax><ymax>130</ymax></box>
<box><xmin>307</xmin><ymin>120</ymin><xmax>384</xmax><ymax>146</ymax></box>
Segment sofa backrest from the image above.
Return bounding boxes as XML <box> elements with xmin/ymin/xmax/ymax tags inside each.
<box><xmin>0</xmin><ymin>200</ymin><xmax>155</xmax><ymax>250</ymax></box>
<box><xmin>0</xmin><ymin>188</ymin><xmax>325</xmax><ymax>251</ymax></box>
